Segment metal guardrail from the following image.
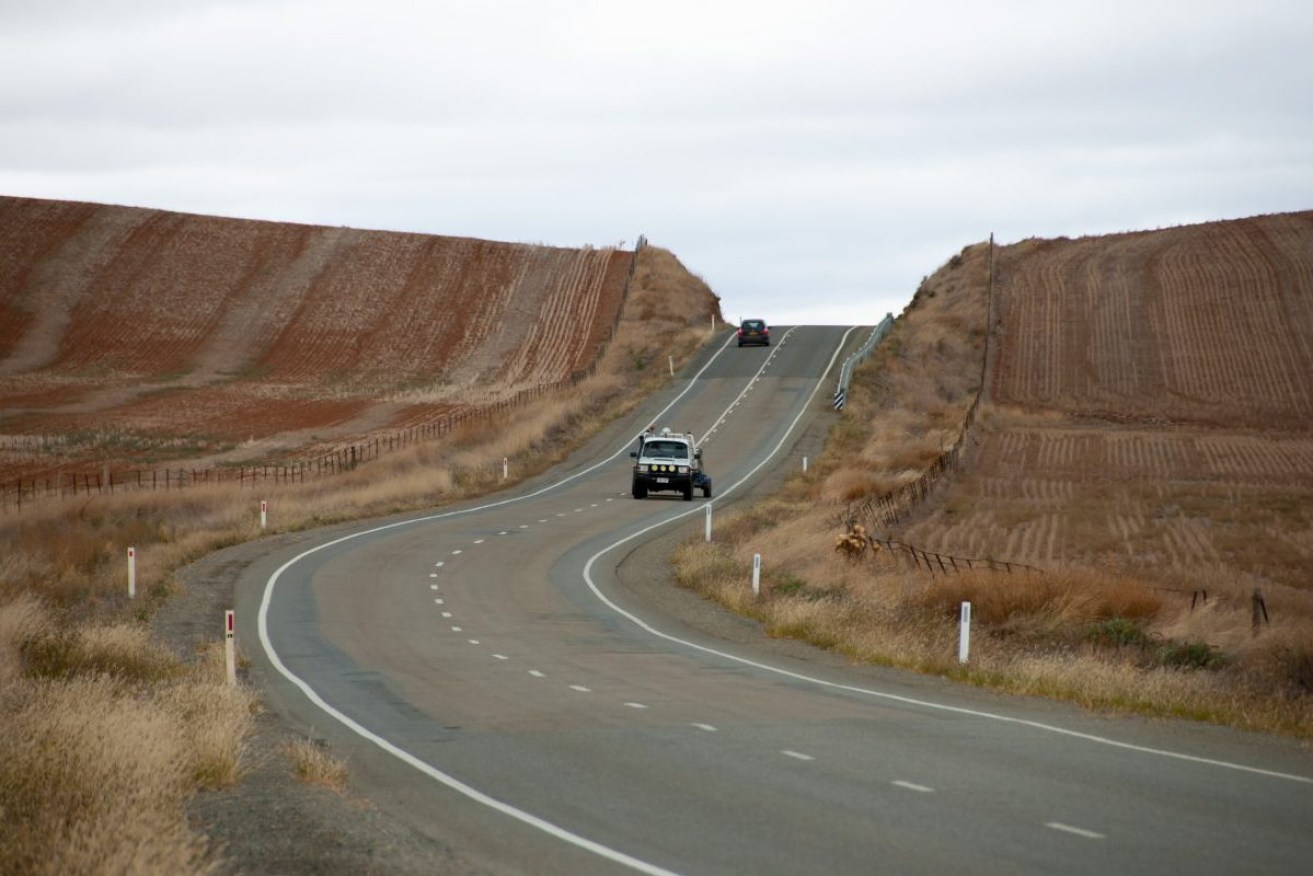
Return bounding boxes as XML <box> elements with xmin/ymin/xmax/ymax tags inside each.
<box><xmin>833</xmin><ymin>313</ymin><xmax>894</xmax><ymax>410</ymax></box>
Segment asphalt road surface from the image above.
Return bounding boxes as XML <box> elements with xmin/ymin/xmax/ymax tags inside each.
<box><xmin>237</xmin><ymin>326</ymin><xmax>1313</xmax><ymax>875</ymax></box>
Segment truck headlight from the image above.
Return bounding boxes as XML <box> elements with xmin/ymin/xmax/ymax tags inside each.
<box><xmin>636</xmin><ymin>464</ymin><xmax>649</xmax><ymax>473</ymax></box>
<box><xmin>678</xmin><ymin>466</ymin><xmax>689</xmax><ymax>474</ymax></box>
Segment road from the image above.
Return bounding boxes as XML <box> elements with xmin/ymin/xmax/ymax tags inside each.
<box><xmin>238</xmin><ymin>326</ymin><xmax>1313</xmax><ymax>875</ymax></box>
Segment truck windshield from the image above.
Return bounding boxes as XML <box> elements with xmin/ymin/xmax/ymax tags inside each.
<box><xmin>643</xmin><ymin>441</ymin><xmax>688</xmax><ymax>459</ymax></box>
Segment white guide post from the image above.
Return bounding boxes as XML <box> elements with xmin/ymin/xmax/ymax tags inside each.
<box><xmin>127</xmin><ymin>546</ymin><xmax>137</xmax><ymax>599</ymax></box>
<box><xmin>502</xmin><ymin>457</ymin><xmax>508</xmax><ymax>480</ymax></box>
<box><xmin>959</xmin><ymin>601</ymin><xmax>972</xmax><ymax>664</ymax></box>
<box><xmin>752</xmin><ymin>553</ymin><xmax>762</xmax><ymax>597</ymax></box>
<box><xmin>260</xmin><ymin>500</ymin><xmax>268</xmax><ymax>530</ymax></box>
<box><xmin>668</xmin><ymin>355</ymin><xmax>674</xmax><ymax>377</ymax></box>
<box><xmin>224</xmin><ymin>610</ymin><xmax>236</xmax><ymax>685</ymax></box>
<box><xmin>704</xmin><ymin>504</ymin><xmax>713</xmax><ymax>542</ymax></box>
<box><xmin>803</xmin><ymin>456</ymin><xmax>809</xmax><ymax>473</ymax></box>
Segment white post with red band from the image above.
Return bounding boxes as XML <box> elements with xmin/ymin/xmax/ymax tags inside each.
<box><xmin>127</xmin><ymin>546</ymin><xmax>136</xmax><ymax>599</ymax></box>
<box><xmin>225</xmin><ymin>610</ymin><xmax>236</xmax><ymax>685</ymax></box>
<box><xmin>260</xmin><ymin>500</ymin><xmax>268</xmax><ymax>529</ymax></box>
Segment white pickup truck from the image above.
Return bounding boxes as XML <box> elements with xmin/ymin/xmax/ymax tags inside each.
<box><xmin>630</xmin><ymin>427</ymin><xmax>712</xmax><ymax>500</ymax></box>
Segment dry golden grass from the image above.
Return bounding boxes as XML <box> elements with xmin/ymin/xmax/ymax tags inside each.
<box><xmin>668</xmin><ymin>230</ymin><xmax>1313</xmax><ymax>740</ymax></box>
<box><xmin>0</xmin><ymin>240</ymin><xmax>718</xmax><ymax>871</ymax></box>
<box><xmin>284</xmin><ymin>737</ymin><xmax>349</xmax><ymax>792</ymax></box>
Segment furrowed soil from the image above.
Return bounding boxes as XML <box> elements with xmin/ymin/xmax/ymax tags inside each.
<box><xmin>899</xmin><ymin>212</ymin><xmax>1313</xmax><ymax>590</ymax></box>
<box><xmin>0</xmin><ymin>195</ymin><xmax>633</xmax><ymax>485</ymax></box>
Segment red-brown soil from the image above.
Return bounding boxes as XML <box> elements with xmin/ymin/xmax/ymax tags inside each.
<box><xmin>904</xmin><ymin>212</ymin><xmax>1313</xmax><ymax>588</ymax></box>
<box><xmin>0</xmin><ymin>196</ymin><xmax>633</xmax><ymax>484</ymax></box>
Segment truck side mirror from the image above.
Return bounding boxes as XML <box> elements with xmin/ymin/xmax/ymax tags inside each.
<box><xmin>694</xmin><ymin>449</ymin><xmax>702</xmax><ymax>460</ymax></box>
<box><xmin>629</xmin><ymin>451</ymin><xmax>637</xmax><ymax>459</ymax></box>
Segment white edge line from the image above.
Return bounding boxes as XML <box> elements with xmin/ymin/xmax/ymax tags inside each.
<box><xmin>257</xmin><ymin>332</ymin><xmax>741</xmax><ymax>876</ymax></box>
<box><xmin>579</xmin><ymin>329</ymin><xmax>1313</xmax><ymax>788</ymax></box>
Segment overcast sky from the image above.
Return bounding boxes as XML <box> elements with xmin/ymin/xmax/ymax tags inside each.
<box><xmin>2</xmin><ymin>1</ymin><xmax>1310</xmax><ymax>324</ymax></box>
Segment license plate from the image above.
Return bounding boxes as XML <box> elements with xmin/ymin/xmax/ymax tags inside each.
<box><xmin>656</xmin><ymin>477</ymin><xmax>669</xmax><ymax>484</ymax></box>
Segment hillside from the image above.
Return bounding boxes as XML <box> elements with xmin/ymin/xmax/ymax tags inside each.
<box><xmin>0</xmin><ymin>196</ymin><xmax>639</xmax><ymax>486</ymax></box>
<box><xmin>903</xmin><ymin>212</ymin><xmax>1313</xmax><ymax>589</ymax></box>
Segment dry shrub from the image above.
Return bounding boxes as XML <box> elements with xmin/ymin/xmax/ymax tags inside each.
<box><xmin>0</xmin><ymin>677</ymin><xmax>217</xmax><ymax>876</ymax></box>
<box><xmin>0</xmin><ymin>594</ymin><xmax>50</xmax><ymax>686</ymax></box>
<box><xmin>284</xmin><ymin>737</ymin><xmax>348</xmax><ymax>792</ymax></box>
<box><xmin>21</xmin><ymin>618</ymin><xmax>182</xmax><ymax>683</ymax></box>
<box><xmin>157</xmin><ymin>679</ymin><xmax>255</xmax><ymax>789</ymax></box>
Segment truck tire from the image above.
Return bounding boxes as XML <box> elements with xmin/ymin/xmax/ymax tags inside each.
<box><xmin>682</xmin><ymin>482</ymin><xmax>693</xmax><ymax>501</ymax></box>
<box><xmin>632</xmin><ymin>482</ymin><xmax>647</xmax><ymax>500</ymax></box>
<box><xmin>702</xmin><ymin>484</ymin><xmax>712</xmax><ymax>498</ymax></box>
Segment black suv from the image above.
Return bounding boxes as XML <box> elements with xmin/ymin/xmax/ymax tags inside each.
<box><xmin>737</xmin><ymin>319</ymin><xmax>770</xmax><ymax>347</ymax></box>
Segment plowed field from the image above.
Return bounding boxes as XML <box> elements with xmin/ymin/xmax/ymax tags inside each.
<box><xmin>904</xmin><ymin>212</ymin><xmax>1313</xmax><ymax>588</ymax></box>
<box><xmin>0</xmin><ymin>196</ymin><xmax>633</xmax><ymax>484</ymax></box>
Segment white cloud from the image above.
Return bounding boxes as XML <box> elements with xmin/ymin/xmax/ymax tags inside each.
<box><xmin>2</xmin><ymin>0</ymin><xmax>1310</xmax><ymax>325</ymax></box>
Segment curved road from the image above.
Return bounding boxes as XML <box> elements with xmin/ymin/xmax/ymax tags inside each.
<box><xmin>238</xmin><ymin>326</ymin><xmax>1313</xmax><ymax>875</ymax></box>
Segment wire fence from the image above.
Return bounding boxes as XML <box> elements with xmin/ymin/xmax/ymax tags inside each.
<box><xmin>833</xmin><ymin>235</ymin><xmax>997</xmax><ymax>534</ymax></box>
<box><xmin>1</xmin><ymin>239</ymin><xmax>648</xmax><ymax>514</ymax></box>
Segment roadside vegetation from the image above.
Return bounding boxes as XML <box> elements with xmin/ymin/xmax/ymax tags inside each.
<box><xmin>0</xmin><ymin>244</ymin><xmax>720</xmax><ymax>873</ymax></box>
<box><xmin>674</xmin><ymin>242</ymin><xmax>1313</xmax><ymax>741</ymax></box>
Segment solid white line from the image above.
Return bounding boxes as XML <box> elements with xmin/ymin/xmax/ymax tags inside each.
<box><xmin>254</xmin><ymin>347</ymin><xmax>755</xmax><ymax>868</ymax></box>
<box><xmin>1046</xmin><ymin>822</ymin><xmax>1105</xmax><ymax>839</ymax></box>
<box><xmin>893</xmin><ymin>781</ymin><xmax>934</xmax><ymax>793</ymax></box>
<box><xmin>578</xmin><ymin>330</ymin><xmax>1313</xmax><ymax>787</ymax></box>
<box><xmin>781</xmin><ymin>750</ymin><xmax>814</xmax><ymax>762</ymax></box>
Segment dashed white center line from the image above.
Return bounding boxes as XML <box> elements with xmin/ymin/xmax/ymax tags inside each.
<box><xmin>451</xmin><ymin>549</ymin><xmax>462</xmax><ymax>556</ymax></box>
<box><xmin>519</xmin><ymin>524</ymin><xmax>529</xmax><ymax>529</ymax></box>
<box><xmin>468</xmin><ymin>639</ymin><xmax>480</xmax><ymax>645</ymax></box>
<box><xmin>493</xmin><ymin>654</ymin><xmax>509</xmax><ymax>661</ymax></box>
<box><xmin>893</xmin><ymin>781</ymin><xmax>935</xmax><ymax>793</ymax></box>
<box><xmin>529</xmin><ymin>670</ymin><xmax>545</xmax><ymax>678</ymax></box>
<box><xmin>429</xmin><ymin>572</ymin><xmax>439</xmax><ymax>578</ymax></box>
<box><xmin>430</xmin><ymin>584</ymin><xmax>439</xmax><ymax>590</ymax></box>
<box><xmin>441</xmin><ymin>612</ymin><xmax>452</xmax><ymax>618</ymax></box>
<box><xmin>691</xmin><ymin>723</ymin><xmax>718</xmax><ymax>732</ymax></box>
<box><xmin>569</xmin><ymin>685</ymin><xmax>591</xmax><ymax>693</ymax></box>
<box><xmin>624</xmin><ymin>702</ymin><xmax>649</xmax><ymax>710</ymax></box>
<box><xmin>451</xmin><ymin>626</ymin><xmax>463</xmax><ymax>632</ymax></box>
<box><xmin>1046</xmin><ymin>823</ymin><xmax>1105</xmax><ymax>840</ymax></box>
<box><xmin>538</xmin><ymin>519</ymin><xmax>548</xmax><ymax>523</ymax></box>
<box><xmin>781</xmin><ymin>750</ymin><xmax>814</xmax><ymax>762</ymax></box>
<box><xmin>498</xmin><ymin>531</ymin><xmax>509</xmax><ymax>536</ymax></box>
<box><xmin>435</xmin><ymin>599</ymin><xmax>444</xmax><ymax>605</ymax></box>
<box><xmin>434</xmin><ymin>561</ymin><xmax>445</xmax><ymax>568</ymax></box>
